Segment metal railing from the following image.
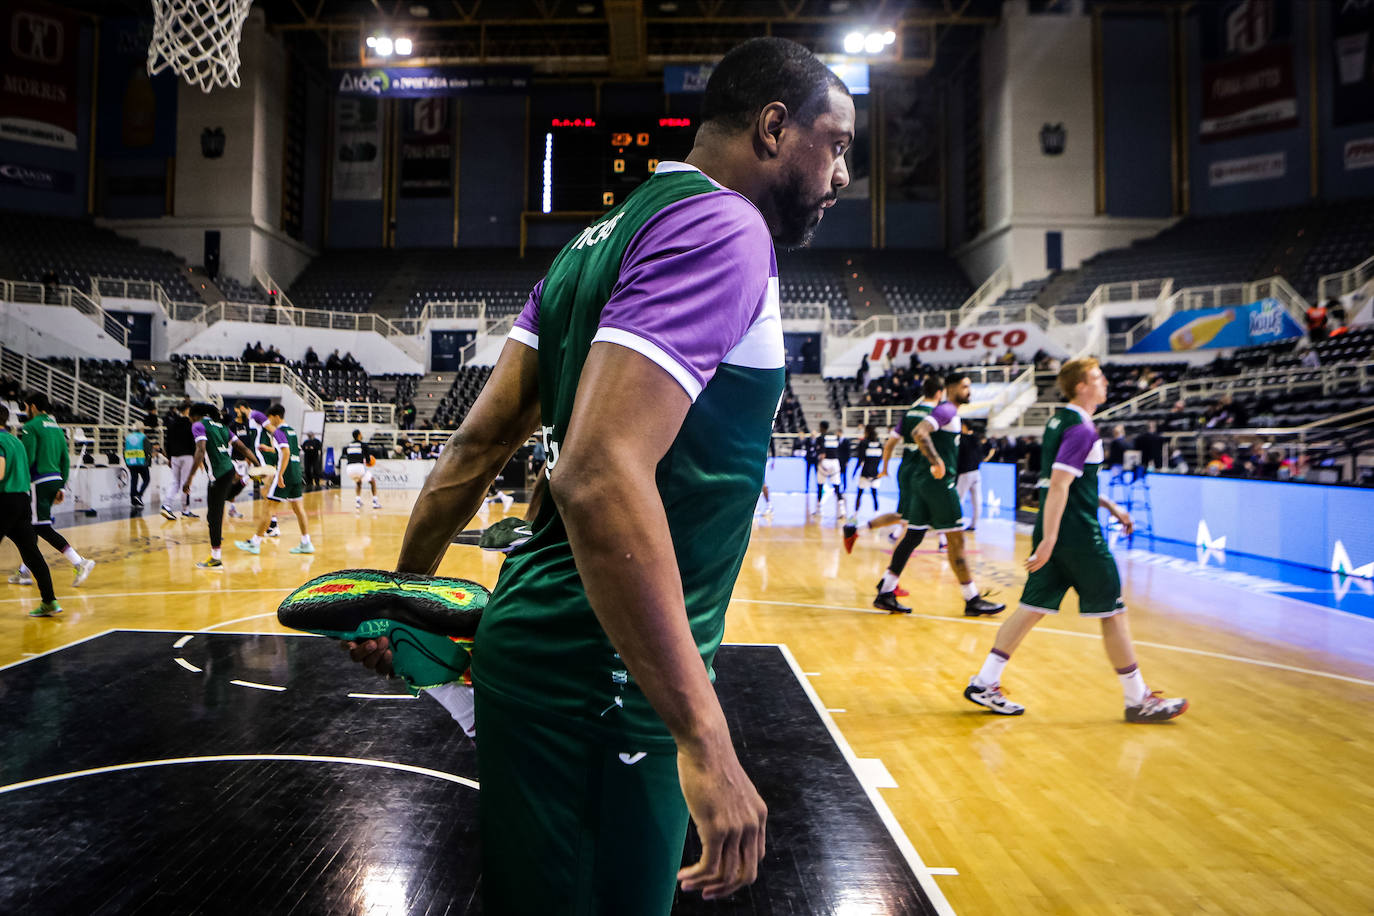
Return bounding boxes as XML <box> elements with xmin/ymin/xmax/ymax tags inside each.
<box><xmin>957</xmin><ymin>262</ymin><xmax>1013</xmax><ymax>325</ymax></box>
<box><xmin>829</xmin><ymin>309</ymin><xmax>960</xmax><ymax>340</ymax></box>
<box><xmin>1317</xmin><ymin>252</ymin><xmax>1374</xmax><ymax>303</ymax></box>
<box><xmin>324</xmin><ymin>401</ymin><xmax>396</xmax><ymax>425</ymax></box>
<box><xmin>1097</xmin><ymin>361</ymin><xmax>1374</xmax><ymax>422</ymax></box>
<box><xmin>0</xmin><ymin>278</ymin><xmax>131</xmax><ymax>348</ymax></box>
<box><xmin>186</xmin><ymin>358</ymin><xmax>325</xmax><ymax>411</ymax></box>
<box><xmin>91</xmin><ymin>276</ymin><xmax>178</xmax><ymax>317</ymax></box>
<box><xmin>1159</xmin><ymin>404</ymin><xmax>1374</xmax><ymax>476</ymax></box>
<box><xmin>67</xmin><ymin>424</ymin><xmax>164</xmax><ymax>464</ymax></box>
<box><xmin>1056</xmin><ymin>277</ymin><xmax>1174</xmax><ymax>327</ymax></box>
<box><xmin>1155</xmin><ymin>275</ymin><xmax>1310</xmax><ymax>328</ymax></box>
<box><xmin>1106</xmin><ymin>316</ymin><xmax>1153</xmax><ymax>353</ymax></box>
<box><xmin>1</xmin><ymin>346</ymin><xmax>142</xmax><ymax>425</ymax></box>
<box><xmin>780</xmin><ymin>302</ymin><xmax>830</xmax><ymax>322</ymax></box>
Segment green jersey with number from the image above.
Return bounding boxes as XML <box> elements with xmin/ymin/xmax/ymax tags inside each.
<box><xmin>1034</xmin><ymin>405</ymin><xmax>1106</xmax><ymax>548</ymax></box>
<box><xmin>475</xmin><ymin>162</ymin><xmax>784</xmax><ymax>747</ymax></box>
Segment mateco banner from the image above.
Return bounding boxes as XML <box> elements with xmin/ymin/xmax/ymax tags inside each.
<box><xmin>824</xmin><ymin>322</ymin><xmax>1068</xmax><ymax>376</ymax></box>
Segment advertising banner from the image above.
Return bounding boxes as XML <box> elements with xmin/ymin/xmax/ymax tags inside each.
<box><xmin>1333</xmin><ymin>0</ymin><xmax>1374</xmax><ymax>127</ymax></box>
<box><xmin>1345</xmin><ymin>137</ymin><xmax>1374</xmax><ymax>171</ymax></box>
<box><xmin>0</xmin><ymin>3</ymin><xmax>80</xmax><ymax>149</ymax></box>
<box><xmin>1208</xmin><ymin>151</ymin><xmax>1286</xmax><ymax>186</ymax></box>
<box><xmin>823</xmin><ymin>322</ymin><xmax>1068</xmax><ymax>377</ymax></box>
<box><xmin>0</xmin><ymin>161</ymin><xmax>73</xmax><ymax>192</ymax></box>
<box><xmin>1198</xmin><ymin>0</ymin><xmax>1298</xmax><ymax>142</ymax></box>
<box><xmin>335</xmin><ymin>66</ymin><xmax>528</xmax><ymax>98</ymax></box>
<box><xmin>399</xmin><ymin>98</ymin><xmax>453</xmax><ymax>198</ymax></box>
<box><xmin>1129</xmin><ymin>298</ymin><xmax>1303</xmax><ymax>353</ymax></box>
<box><xmin>332</xmin><ymin>96</ymin><xmax>382</xmax><ymax>201</ymax></box>
<box><xmin>97</xmin><ymin>18</ymin><xmax>178</xmax><ymax>159</ymax></box>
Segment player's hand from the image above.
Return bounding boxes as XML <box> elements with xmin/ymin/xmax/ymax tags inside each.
<box><xmin>875</xmin><ymin>471</ymin><xmax>887</xmax><ymax>480</ymax></box>
<box><xmin>1113</xmin><ymin>508</ymin><xmax>1134</xmax><ymax>535</ymax></box>
<box><xmin>677</xmin><ymin>740</ymin><xmax>767</xmax><ymax>901</ymax></box>
<box><xmin>344</xmin><ymin>637</ymin><xmax>394</xmax><ymax>678</ymax></box>
<box><xmin>53</xmin><ymin>489</ymin><xmax>65</xmax><ymax>505</ymax></box>
<box><xmin>1025</xmin><ymin>539</ymin><xmax>1055</xmax><ymax>573</ymax></box>
<box><xmin>930</xmin><ymin>460</ymin><xmax>946</xmax><ymax>480</ymax></box>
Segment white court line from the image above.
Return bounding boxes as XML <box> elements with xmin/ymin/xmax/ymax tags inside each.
<box><xmin>773</xmin><ymin>643</ymin><xmax>958</xmax><ymax>916</ymax></box>
<box><xmin>174</xmin><ymin>658</ymin><xmax>202</xmax><ymax>673</ymax></box>
<box><xmin>230</xmin><ymin>679</ymin><xmax>286</xmax><ymax>692</ymax></box>
<box><xmin>172</xmin><ymin>635</ymin><xmax>193</xmax><ymax>649</ymax></box>
<box><xmin>928</xmin><ymin>868</ymin><xmax>960</xmax><ymax>876</ymax></box>
<box><xmin>0</xmin><ymin>629</ymin><xmax>117</xmax><ymax>672</ymax></box>
<box><xmin>0</xmin><ymin>587</ymin><xmax>289</xmax><ymax>606</ymax></box>
<box><xmin>733</xmin><ymin>598</ymin><xmax>1374</xmax><ymax>689</ymax></box>
<box><xmin>348</xmin><ymin>693</ymin><xmax>417</xmax><ymax>700</ymax></box>
<box><xmin>0</xmin><ymin>754</ymin><xmax>479</xmax><ymax>796</ymax></box>
<box><xmin>827</xmin><ymin>708</ymin><xmax>847</xmax><ymax>713</ymax></box>
<box><xmin>803</xmin><ymin>671</ymin><xmax>821</xmax><ymax>676</ymax></box>
<box><xmin>201</xmin><ymin>613</ymin><xmax>280</xmax><ymax>631</ymax></box>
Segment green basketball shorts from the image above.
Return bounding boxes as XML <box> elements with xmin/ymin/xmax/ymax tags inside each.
<box><xmin>1019</xmin><ymin>539</ymin><xmax>1125</xmax><ymax>618</ymax></box>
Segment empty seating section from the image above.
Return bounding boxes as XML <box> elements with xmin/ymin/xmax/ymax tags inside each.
<box><xmin>216</xmin><ymin>275</ymin><xmax>267</xmax><ymax>304</ymax></box>
<box><xmin>775</xmin><ymin>250</ymin><xmax>851</xmax><ymax>319</ymax></box>
<box><xmin>171</xmin><ymin>355</ymin><xmax>390</xmax><ymax>404</ymax></box>
<box><xmin>286</xmin><ymin>250</ymin><xmax>400</xmax><ymax>313</ymax></box>
<box><xmin>0</xmin><ymin>210</ymin><xmax>202</xmax><ymax>300</ymax></box>
<box><xmin>431</xmin><ymin>366</ymin><xmax>493</xmax><ymax>428</ymax></box>
<box><xmin>1293</xmin><ymin>201</ymin><xmax>1374</xmax><ymax>301</ymax></box>
<box><xmin>40</xmin><ymin>357</ymin><xmax>158</xmax><ymax>411</ymax></box>
<box><xmin>865</xmin><ymin>251</ymin><xmax>974</xmax><ymax>315</ymax></box>
<box><xmin>1054</xmin><ymin>212</ymin><xmax>1284</xmax><ymax>306</ymax></box>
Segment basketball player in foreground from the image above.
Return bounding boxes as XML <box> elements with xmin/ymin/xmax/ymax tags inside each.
<box><xmin>8</xmin><ymin>393</ymin><xmax>95</xmax><ymax>589</ymax></box>
<box><xmin>339</xmin><ymin>37</ymin><xmax>852</xmax><ymax>912</ymax></box>
<box><xmin>963</xmin><ymin>358</ymin><xmax>1188</xmax><ymax>722</ymax></box>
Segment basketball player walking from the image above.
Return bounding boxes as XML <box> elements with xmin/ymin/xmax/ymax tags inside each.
<box><xmin>8</xmin><ymin>394</ymin><xmax>95</xmax><ymax>588</ymax></box>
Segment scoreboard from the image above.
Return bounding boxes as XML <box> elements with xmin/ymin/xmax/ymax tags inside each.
<box><xmin>537</xmin><ymin>117</ymin><xmax>697</xmax><ymax>212</ymax></box>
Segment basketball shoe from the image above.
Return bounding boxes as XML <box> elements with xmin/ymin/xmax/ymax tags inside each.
<box><xmin>873</xmin><ymin>590</ymin><xmax>911</xmax><ymax>613</ymax></box>
<box><xmin>196</xmin><ymin>557</ymin><xmax>224</xmax><ymax>569</ymax></box>
<box><xmin>73</xmin><ymin>559</ymin><xmax>96</xmax><ymax>586</ymax></box>
<box><xmin>964</xmin><ymin>592</ymin><xmax>1005</xmax><ymax>616</ymax></box>
<box><xmin>28</xmin><ymin>600</ymin><xmax>62</xmax><ymax>618</ymax></box>
<box><xmin>1125</xmin><ymin>691</ymin><xmax>1188</xmax><ymax>723</ymax></box>
<box><xmin>8</xmin><ymin>569</ymin><xmax>33</xmax><ymax>585</ymax></box>
<box><xmin>160</xmin><ymin>505</ymin><xmax>177</xmax><ymax>521</ymax></box>
<box><xmin>963</xmin><ymin>679</ymin><xmax>1025</xmax><ymax>715</ymax></box>
<box><xmin>276</xmin><ymin>569</ymin><xmax>488</xmax><ymax>691</ymax></box>
<box><xmin>235</xmin><ymin>539</ymin><xmax>260</xmax><ymax>555</ymax></box>
<box><xmin>290</xmin><ymin>542</ymin><xmax>315</xmax><ymax>554</ymax></box>
<box><xmin>842</xmin><ymin>523</ymin><xmax>859</xmax><ymax>553</ymax></box>
<box><xmin>479</xmin><ymin>517</ymin><xmax>534</xmax><ymax>553</ymax></box>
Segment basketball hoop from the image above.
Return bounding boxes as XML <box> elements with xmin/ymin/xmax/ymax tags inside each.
<box><xmin>147</xmin><ymin>0</ymin><xmax>254</xmax><ymax>93</ymax></box>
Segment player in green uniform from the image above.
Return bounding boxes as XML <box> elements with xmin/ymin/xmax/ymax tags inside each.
<box><xmin>340</xmin><ymin>37</ymin><xmax>852</xmax><ymax>913</ymax></box>
<box><xmin>0</xmin><ymin>406</ymin><xmax>60</xmax><ymax>617</ymax></box>
<box><xmin>7</xmin><ymin>393</ymin><xmax>95</xmax><ymax>588</ymax></box>
<box><xmin>236</xmin><ymin>404</ymin><xmax>312</xmax><ymax>555</ymax></box>
<box><xmin>963</xmin><ymin>357</ymin><xmax>1188</xmax><ymax>722</ymax></box>
<box><xmin>189</xmin><ymin>403</ymin><xmax>261</xmax><ymax>569</ymax></box>
<box><xmin>844</xmin><ymin>373</ymin><xmax>1004</xmax><ymax>616</ymax></box>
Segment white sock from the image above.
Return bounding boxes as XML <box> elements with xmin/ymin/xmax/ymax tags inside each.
<box><xmin>250</xmin><ymin>535</ymin><xmax>262</xmax><ymax>546</ymax></box>
<box><xmin>960</xmin><ymin>581</ymin><xmax>980</xmax><ymax>601</ymax></box>
<box><xmin>425</xmin><ymin>683</ymin><xmax>477</xmax><ymax>737</ymax></box>
<box><xmin>1118</xmin><ymin>667</ymin><xmax>1148</xmax><ymax>706</ymax></box>
<box><xmin>211</xmin><ymin>547</ymin><xmax>222</xmax><ymax>560</ymax></box>
<box><xmin>300</xmin><ymin>534</ymin><xmax>312</xmax><ymax>546</ymax></box>
<box><xmin>880</xmin><ymin>571</ymin><xmax>900</xmax><ymax>593</ymax></box>
<box><xmin>63</xmin><ymin>546</ymin><xmax>84</xmax><ymax>567</ymax></box>
<box><xmin>18</xmin><ymin>564</ymin><xmax>30</xmax><ymax>575</ymax></box>
<box><xmin>975</xmin><ymin>650</ymin><xmax>1010</xmax><ymax>687</ymax></box>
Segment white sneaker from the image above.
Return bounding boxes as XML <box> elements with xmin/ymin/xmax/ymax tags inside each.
<box><xmin>372</xmin><ymin>498</ymin><xmax>381</xmax><ymax>508</ymax></box>
<box><xmin>356</xmin><ymin>496</ymin><xmax>362</xmax><ymax>508</ymax></box>
<box><xmin>963</xmin><ymin>678</ymin><xmax>1025</xmax><ymax>716</ymax></box>
<box><xmin>499</xmin><ymin>493</ymin><xmax>514</xmax><ymax>511</ymax></box>
<box><xmin>8</xmin><ymin>570</ymin><xmax>33</xmax><ymax>586</ymax></box>
<box><xmin>73</xmin><ymin>558</ymin><xmax>96</xmax><ymax>587</ymax></box>
<box><xmin>1125</xmin><ymin>691</ymin><xmax>1188</xmax><ymax>723</ymax></box>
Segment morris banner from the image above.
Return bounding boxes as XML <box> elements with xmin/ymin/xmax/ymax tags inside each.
<box><xmin>0</xmin><ymin>3</ymin><xmax>80</xmax><ymax>149</ymax></box>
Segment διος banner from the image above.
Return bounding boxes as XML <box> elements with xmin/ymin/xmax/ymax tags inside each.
<box><xmin>1129</xmin><ymin>298</ymin><xmax>1304</xmax><ymax>353</ymax></box>
<box><xmin>335</xmin><ymin>66</ymin><xmax>529</xmax><ymax>98</ymax></box>
<box><xmin>0</xmin><ymin>3</ymin><xmax>80</xmax><ymax>149</ymax></box>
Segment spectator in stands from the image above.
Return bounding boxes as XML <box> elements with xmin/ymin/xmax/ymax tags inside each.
<box><xmin>401</xmin><ymin>401</ymin><xmax>417</xmax><ymax>430</ymax></box>
<box><xmin>301</xmin><ymin>432</ymin><xmax>323</xmax><ymax>490</ymax></box>
<box><xmin>999</xmin><ymin>347</ymin><xmax>1017</xmax><ymax>366</ymax></box>
<box><xmin>1205</xmin><ymin>443</ymin><xmax>1233</xmax><ymax>475</ymax></box>
<box><xmin>241</xmin><ymin>342</ymin><xmax>255</xmax><ymax>363</ymax></box>
<box><xmin>856</xmin><ymin>354</ymin><xmax>869</xmax><ymax>389</ymax></box>
<box><xmin>326</xmin><ymin>350</ymin><xmax>342</xmax><ymax>370</ymax></box>
<box><xmin>342</xmin><ymin>351</ymin><xmax>361</xmax><ymax>371</ymax></box>
<box><xmin>1205</xmin><ymin>393</ymin><xmax>1249</xmax><ymax>430</ymax></box>
<box><xmin>1306</xmin><ymin>300</ymin><xmax>1329</xmax><ymax>342</ymax></box>
<box><xmin>1105</xmin><ymin>425</ymin><xmax>1128</xmax><ymax>474</ymax></box>
<box><xmin>266</xmin><ymin>345</ymin><xmax>284</xmax><ymax>364</ymax></box>
<box><xmin>1298</xmin><ymin>341</ymin><xmax>1321</xmax><ymax>368</ymax></box>
<box><xmin>305</xmin><ymin>347</ymin><xmax>320</xmax><ymax>366</ymax></box>
<box><xmin>1134</xmin><ymin>421</ymin><xmax>1166</xmax><ymax>470</ymax></box>
<box><xmin>1023</xmin><ymin>437</ymin><xmax>1041</xmax><ymax>476</ymax></box>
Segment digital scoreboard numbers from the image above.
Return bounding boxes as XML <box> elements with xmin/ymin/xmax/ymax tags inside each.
<box><xmin>541</xmin><ymin>117</ymin><xmax>696</xmax><ymax>212</ymax></box>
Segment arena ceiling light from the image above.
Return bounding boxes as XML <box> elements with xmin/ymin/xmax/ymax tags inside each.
<box><xmin>366</xmin><ymin>34</ymin><xmax>413</xmax><ymax>57</ymax></box>
<box><xmin>843</xmin><ymin>28</ymin><xmax>897</xmax><ymax>56</ymax></box>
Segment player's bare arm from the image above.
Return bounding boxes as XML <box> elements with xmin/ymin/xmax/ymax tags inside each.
<box><xmin>397</xmin><ymin>339</ymin><xmax>541</xmax><ymax>576</ymax></box>
<box><xmin>1099</xmin><ymin>494</ymin><xmax>1134</xmax><ymax>534</ymax></box>
<box><xmin>879</xmin><ymin>432</ymin><xmax>899</xmax><ymax>478</ymax></box>
<box><xmin>1026</xmin><ymin>468</ymin><xmax>1074</xmax><ymax>572</ymax></box>
<box><xmin>551</xmin><ymin>341</ymin><xmax>767</xmax><ymax>902</ymax></box>
<box><xmin>914</xmin><ymin>418</ymin><xmax>945</xmax><ymax>478</ymax></box>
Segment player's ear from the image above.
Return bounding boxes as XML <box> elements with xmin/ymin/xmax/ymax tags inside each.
<box><xmin>756</xmin><ymin>102</ymin><xmax>787</xmax><ymax>157</ymax></box>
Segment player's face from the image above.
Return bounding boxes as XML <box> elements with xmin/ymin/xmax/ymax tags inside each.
<box><xmin>949</xmin><ymin>377</ymin><xmax>972</xmax><ymax>405</ymax></box>
<box><xmin>1080</xmin><ymin>366</ymin><xmax>1108</xmax><ymax>407</ymax></box>
<box><xmin>767</xmin><ymin>86</ymin><xmax>854</xmax><ymax>249</ymax></box>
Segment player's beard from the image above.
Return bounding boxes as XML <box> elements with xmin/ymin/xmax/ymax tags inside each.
<box><xmin>768</xmin><ymin>164</ymin><xmax>834</xmax><ymax>250</ymax></box>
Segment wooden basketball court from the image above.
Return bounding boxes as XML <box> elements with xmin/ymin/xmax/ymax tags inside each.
<box><xmin>1</xmin><ymin>489</ymin><xmax>1370</xmax><ymax>915</ymax></box>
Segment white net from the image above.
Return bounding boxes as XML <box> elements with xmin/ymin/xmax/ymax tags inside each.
<box><xmin>147</xmin><ymin>0</ymin><xmax>254</xmax><ymax>93</ymax></box>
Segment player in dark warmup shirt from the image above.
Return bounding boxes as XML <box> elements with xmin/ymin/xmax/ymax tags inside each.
<box><xmin>850</xmin><ymin>424</ymin><xmax>884</xmax><ymax>513</ymax></box>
